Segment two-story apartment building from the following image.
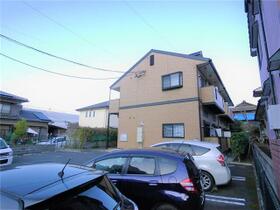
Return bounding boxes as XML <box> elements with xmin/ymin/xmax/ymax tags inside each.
<box><xmin>76</xmin><ymin>100</ymin><xmax>118</xmax><ymax>128</ymax></box>
<box><xmin>110</xmin><ymin>49</ymin><xmax>234</xmax><ymax>150</ymax></box>
<box><xmin>0</xmin><ymin>91</ymin><xmax>50</xmax><ymax>140</ymax></box>
<box><xmin>245</xmin><ymin>0</ymin><xmax>280</xmax><ymax>200</ymax></box>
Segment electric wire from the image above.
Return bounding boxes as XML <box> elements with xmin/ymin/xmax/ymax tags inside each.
<box><xmin>22</xmin><ymin>0</ymin><xmax>114</xmax><ymax>56</ymax></box>
<box><xmin>123</xmin><ymin>0</ymin><xmax>175</xmax><ymax>49</ymax></box>
<box><xmin>0</xmin><ymin>33</ymin><xmax>125</xmax><ymax>73</ymax></box>
<box><xmin>0</xmin><ymin>52</ymin><xmax>119</xmax><ymax>80</ymax></box>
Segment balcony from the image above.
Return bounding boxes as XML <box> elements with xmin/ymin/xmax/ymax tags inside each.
<box><xmin>219</xmin><ymin>102</ymin><xmax>234</xmax><ymax>122</ymax></box>
<box><xmin>200</xmin><ymin>86</ymin><xmax>225</xmax><ymax>114</ymax></box>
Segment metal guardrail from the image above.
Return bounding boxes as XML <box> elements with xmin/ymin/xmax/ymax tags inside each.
<box><xmin>252</xmin><ymin>144</ymin><xmax>280</xmax><ymax>210</ymax></box>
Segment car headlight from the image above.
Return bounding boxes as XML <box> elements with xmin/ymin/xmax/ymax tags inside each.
<box><xmin>8</xmin><ymin>151</ymin><xmax>13</xmax><ymax>156</ymax></box>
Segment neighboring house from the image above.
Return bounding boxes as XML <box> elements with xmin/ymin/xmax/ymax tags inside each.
<box><xmin>232</xmin><ymin>100</ymin><xmax>257</xmax><ymax>121</ymax></box>
<box><xmin>0</xmin><ymin>91</ymin><xmax>51</xmax><ymax>140</ymax></box>
<box><xmin>76</xmin><ymin>100</ymin><xmax>119</xmax><ymax>128</ymax></box>
<box><xmin>24</xmin><ymin>108</ymin><xmax>79</xmax><ymax>137</ymax></box>
<box><xmin>110</xmin><ymin>49</ymin><xmax>234</xmax><ymax>150</ymax></box>
<box><xmin>245</xmin><ymin>0</ymin><xmax>280</xmax><ymax>200</ymax></box>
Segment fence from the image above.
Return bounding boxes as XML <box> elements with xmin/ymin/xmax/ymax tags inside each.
<box><xmin>11</xmin><ymin>145</ymin><xmax>55</xmax><ymax>156</ymax></box>
<box><xmin>252</xmin><ymin>144</ymin><xmax>280</xmax><ymax>210</ymax></box>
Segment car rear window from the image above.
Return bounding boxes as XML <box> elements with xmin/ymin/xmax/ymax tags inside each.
<box><xmin>158</xmin><ymin>157</ymin><xmax>177</xmax><ymax>175</ymax></box>
<box><xmin>127</xmin><ymin>157</ymin><xmax>155</xmax><ymax>175</ymax></box>
<box><xmin>94</xmin><ymin>157</ymin><xmax>127</xmax><ymax>174</ymax></box>
<box><xmin>191</xmin><ymin>145</ymin><xmax>210</xmax><ymax>156</ymax></box>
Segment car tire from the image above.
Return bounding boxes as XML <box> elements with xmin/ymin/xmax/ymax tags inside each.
<box><xmin>201</xmin><ymin>170</ymin><xmax>215</xmax><ymax>191</ymax></box>
<box><xmin>154</xmin><ymin>204</ymin><xmax>178</xmax><ymax>210</ymax></box>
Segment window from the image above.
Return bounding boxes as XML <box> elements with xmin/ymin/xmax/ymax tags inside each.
<box><xmin>0</xmin><ymin>103</ymin><xmax>11</xmax><ymax>115</ymax></box>
<box><xmin>162</xmin><ymin>72</ymin><xmax>183</xmax><ymax>90</ymax></box>
<box><xmin>191</xmin><ymin>145</ymin><xmax>210</xmax><ymax>156</ymax></box>
<box><xmin>178</xmin><ymin>144</ymin><xmax>193</xmax><ymax>154</ymax></box>
<box><xmin>92</xmin><ymin>111</ymin><xmax>95</xmax><ymax>117</ymax></box>
<box><xmin>94</xmin><ymin>157</ymin><xmax>127</xmax><ymax>174</ymax></box>
<box><xmin>85</xmin><ymin>111</ymin><xmax>88</xmax><ymax>117</ymax></box>
<box><xmin>158</xmin><ymin>157</ymin><xmax>177</xmax><ymax>175</ymax></box>
<box><xmin>89</xmin><ymin>111</ymin><xmax>91</xmax><ymax>117</ymax></box>
<box><xmin>150</xmin><ymin>55</ymin><xmax>154</xmax><ymax>66</ymax></box>
<box><xmin>127</xmin><ymin>157</ymin><xmax>155</xmax><ymax>175</ymax></box>
<box><xmin>163</xmin><ymin>123</ymin><xmax>185</xmax><ymax>138</ymax></box>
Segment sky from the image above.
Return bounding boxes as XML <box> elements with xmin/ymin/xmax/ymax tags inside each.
<box><xmin>0</xmin><ymin>0</ymin><xmax>261</xmax><ymax>114</ymax></box>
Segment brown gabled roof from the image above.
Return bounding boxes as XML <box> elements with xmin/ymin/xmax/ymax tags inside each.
<box><xmin>232</xmin><ymin>100</ymin><xmax>257</xmax><ymax>112</ymax></box>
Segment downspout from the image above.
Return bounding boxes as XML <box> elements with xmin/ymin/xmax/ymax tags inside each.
<box><xmin>196</xmin><ymin>66</ymin><xmax>203</xmax><ymax>141</ymax></box>
<box><xmin>258</xmin><ymin>0</ymin><xmax>276</xmax><ymax>104</ymax></box>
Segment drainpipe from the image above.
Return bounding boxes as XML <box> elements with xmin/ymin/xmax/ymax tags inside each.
<box><xmin>258</xmin><ymin>0</ymin><xmax>276</xmax><ymax>104</ymax></box>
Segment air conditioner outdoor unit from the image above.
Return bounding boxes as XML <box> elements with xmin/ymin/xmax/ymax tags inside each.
<box><xmin>267</xmin><ymin>104</ymin><xmax>280</xmax><ymax>130</ymax></box>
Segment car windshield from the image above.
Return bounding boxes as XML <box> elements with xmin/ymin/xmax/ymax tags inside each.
<box><xmin>0</xmin><ymin>139</ymin><xmax>8</xmax><ymax>149</ymax></box>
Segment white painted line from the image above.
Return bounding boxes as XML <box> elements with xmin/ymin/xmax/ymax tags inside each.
<box><xmin>206</xmin><ymin>194</ymin><xmax>246</xmax><ymax>202</ymax></box>
<box><xmin>232</xmin><ymin>176</ymin><xmax>246</xmax><ymax>181</ymax></box>
<box><xmin>206</xmin><ymin>198</ymin><xmax>246</xmax><ymax>206</ymax></box>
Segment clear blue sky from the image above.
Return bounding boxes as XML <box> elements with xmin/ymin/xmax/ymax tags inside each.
<box><xmin>0</xmin><ymin>0</ymin><xmax>260</xmax><ymax>113</ymax></box>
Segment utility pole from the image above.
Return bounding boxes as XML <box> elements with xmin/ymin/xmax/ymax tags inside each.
<box><xmin>106</xmin><ymin>89</ymin><xmax>112</xmax><ymax>149</ymax></box>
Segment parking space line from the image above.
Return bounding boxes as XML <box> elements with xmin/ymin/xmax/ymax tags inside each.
<box><xmin>206</xmin><ymin>198</ymin><xmax>245</xmax><ymax>206</ymax></box>
<box><xmin>206</xmin><ymin>194</ymin><xmax>246</xmax><ymax>201</ymax></box>
<box><xmin>205</xmin><ymin>194</ymin><xmax>246</xmax><ymax>206</ymax></box>
<box><xmin>232</xmin><ymin>176</ymin><xmax>246</xmax><ymax>181</ymax></box>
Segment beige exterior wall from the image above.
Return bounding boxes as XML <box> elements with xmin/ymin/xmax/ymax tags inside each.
<box><xmin>109</xmin><ymin>99</ymin><xmax>120</xmax><ymax>113</ymax></box>
<box><xmin>118</xmin><ymin>101</ymin><xmax>201</xmax><ymax>149</ymax></box>
<box><xmin>115</xmin><ymin>52</ymin><xmax>206</xmax><ymax>148</ymax></box>
<box><xmin>118</xmin><ymin>53</ymin><xmax>205</xmax><ymax>107</ymax></box>
<box><xmin>79</xmin><ymin>109</ymin><xmax>108</xmax><ymax>128</ymax></box>
<box><xmin>79</xmin><ymin>108</ymin><xmax>119</xmax><ymax>128</ymax></box>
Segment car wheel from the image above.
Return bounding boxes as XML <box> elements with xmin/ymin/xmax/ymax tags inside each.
<box><xmin>154</xmin><ymin>204</ymin><xmax>178</xmax><ymax>210</ymax></box>
<box><xmin>201</xmin><ymin>171</ymin><xmax>214</xmax><ymax>191</ymax></box>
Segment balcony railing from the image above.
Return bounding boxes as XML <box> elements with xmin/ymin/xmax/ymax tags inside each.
<box><xmin>200</xmin><ymin>86</ymin><xmax>225</xmax><ymax>113</ymax></box>
<box><xmin>219</xmin><ymin>102</ymin><xmax>234</xmax><ymax>122</ymax></box>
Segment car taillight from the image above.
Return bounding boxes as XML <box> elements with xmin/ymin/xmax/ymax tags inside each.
<box><xmin>217</xmin><ymin>154</ymin><xmax>225</xmax><ymax>166</ymax></box>
<box><xmin>180</xmin><ymin>178</ymin><xmax>197</xmax><ymax>192</ymax></box>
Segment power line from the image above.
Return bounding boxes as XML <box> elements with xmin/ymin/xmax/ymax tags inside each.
<box><xmin>0</xmin><ymin>33</ymin><xmax>125</xmax><ymax>73</ymax></box>
<box><xmin>0</xmin><ymin>52</ymin><xmax>119</xmax><ymax>80</ymax></box>
<box><xmin>123</xmin><ymin>1</ymin><xmax>175</xmax><ymax>49</ymax></box>
<box><xmin>21</xmin><ymin>0</ymin><xmax>114</xmax><ymax>56</ymax></box>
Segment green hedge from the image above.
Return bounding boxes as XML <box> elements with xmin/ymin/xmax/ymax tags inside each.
<box><xmin>72</xmin><ymin>127</ymin><xmax>117</xmax><ymax>148</ymax></box>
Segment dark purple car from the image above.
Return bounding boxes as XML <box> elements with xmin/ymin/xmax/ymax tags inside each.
<box><xmin>87</xmin><ymin>148</ymin><xmax>205</xmax><ymax>210</ymax></box>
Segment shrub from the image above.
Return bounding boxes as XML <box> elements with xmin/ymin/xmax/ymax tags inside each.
<box><xmin>12</xmin><ymin>119</ymin><xmax>28</xmax><ymax>145</ymax></box>
<box><xmin>230</xmin><ymin>132</ymin><xmax>249</xmax><ymax>162</ymax></box>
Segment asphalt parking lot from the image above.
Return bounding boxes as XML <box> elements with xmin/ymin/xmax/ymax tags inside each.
<box><xmin>1</xmin><ymin>150</ymin><xmax>259</xmax><ymax>210</ymax></box>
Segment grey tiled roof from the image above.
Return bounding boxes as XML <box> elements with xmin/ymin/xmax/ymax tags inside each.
<box><xmin>232</xmin><ymin>100</ymin><xmax>257</xmax><ymax>112</ymax></box>
<box><xmin>0</xmin><ymin>91</ymin><xmax>28</xmax><ymax>103</ymax></box>
<box><xmin>76</xmin><ymin>101</ymin><xmax>109</xmax><ymax>111</ymax></box>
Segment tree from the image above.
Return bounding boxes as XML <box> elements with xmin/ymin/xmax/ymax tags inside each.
<box><xmin>73</xmin><ymin>127</ymin><xmax>94</xmax><ymax>149</ymax></box>
<box><xmin>12</xmin><ymin>119</ymin><xmax>28</xmax><ymax>144</ymax></box>
<box><xmin>230</xmin><ymin>132</ymin><xmax>249</xmax><ymax>162</ymax></box>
